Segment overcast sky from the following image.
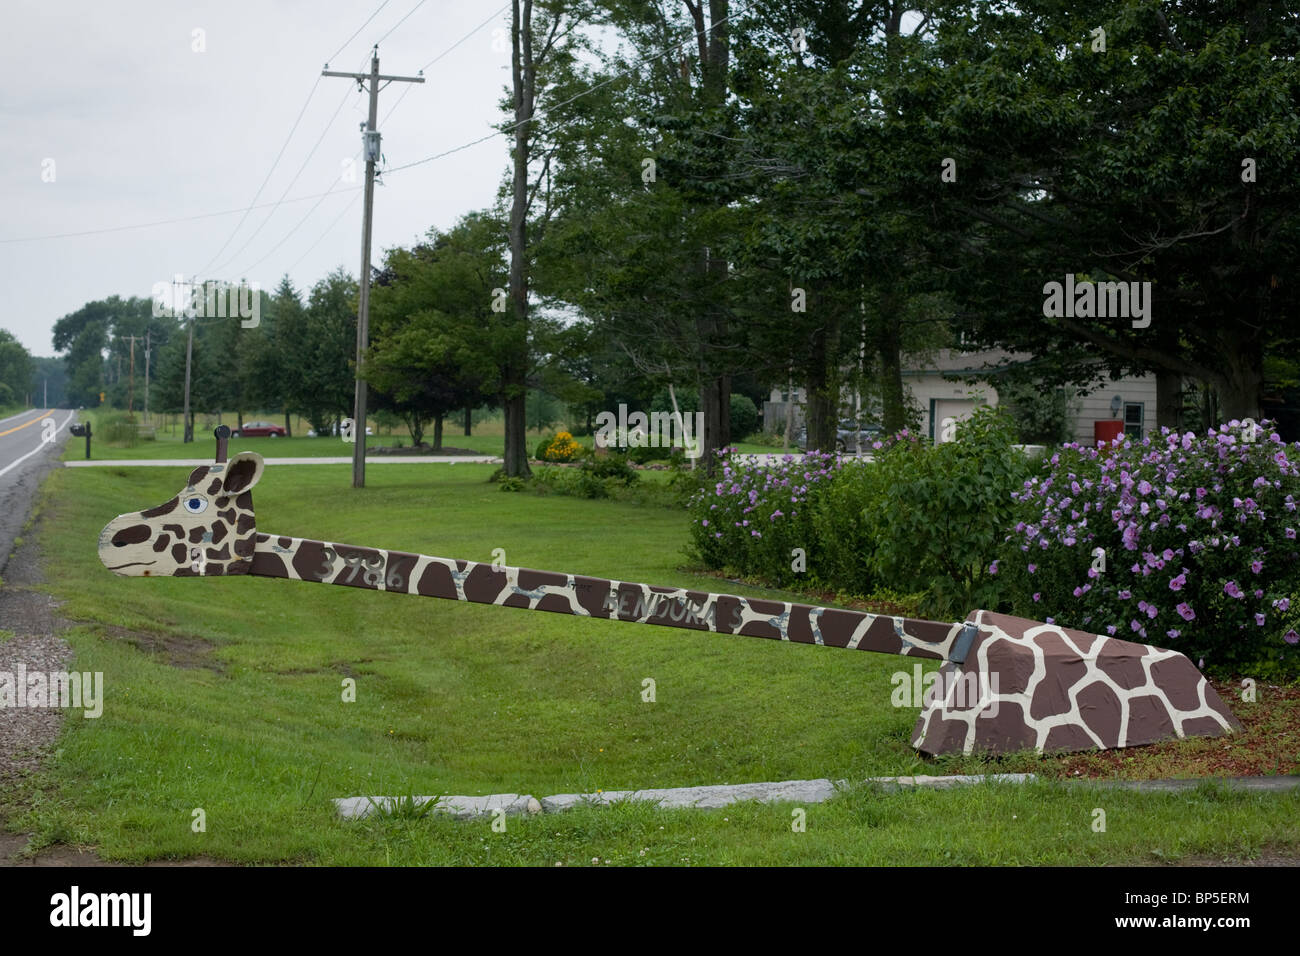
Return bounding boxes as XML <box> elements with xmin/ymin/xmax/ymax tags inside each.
<box><xmin>1</xmin><ymin>0</ymin><xmax>522</xmax><ymax>357</ymax></box>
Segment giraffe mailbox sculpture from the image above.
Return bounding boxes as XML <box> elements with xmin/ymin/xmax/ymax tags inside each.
<box><xmin>96</xmin><ymin>428</ymin><xmax>1241</xmax><ymax>756</ymax></box>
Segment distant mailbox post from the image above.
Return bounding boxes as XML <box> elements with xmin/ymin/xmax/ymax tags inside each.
<box><xmin>70</xmin><ymin>421</ymin><xmax>92</xmax><ymax>459</ymax></box>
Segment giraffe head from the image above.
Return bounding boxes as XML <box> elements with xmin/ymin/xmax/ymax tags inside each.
<box><xmin>98</xmin><ymin>452</ymin><xmax>265</xmax><ymax>577</ymax></box>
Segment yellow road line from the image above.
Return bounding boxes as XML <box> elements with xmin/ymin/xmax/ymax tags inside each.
<box><xmin>0</xmin><ymin>410</ymin><xmax>52</xmax><ymax>438</ymax></box>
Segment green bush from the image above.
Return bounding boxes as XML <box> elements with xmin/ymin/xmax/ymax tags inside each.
<box><xmin>534</xmin><ymin>435</ymin><xmax>555</xmax><ymax>461</ymax></box>
<box><xmin>686</xmin><ymin>410</ymin><xmax>1031</xmax><ymax>615</ymax></box>
<box><xmin>628</xmin><ymin>444</ymin><xmax>672</xmax><ymax>463</ymax></box>
<box><xmin>867</xmin><ymin>408</ymin><xmax>1032</xmax><ymax>617</ymax></box>
<box><xmin>583</xmin><ymin>452</ymin><xmax>638</xmax><ymax>485</ymax></box>
<box><xmin>729</xmin><ymin>394</ymin><xmax>760</xmax><ymax>440</ymax></box>
<box><xmin>808</xmin><ymin>459</ymin><xmax>881</xmax><ymax>594</ymax></box>
<box><xmin>101</xmin><ymin>412</ymin><xmax>141</xmax><ymax>448</ymax></box>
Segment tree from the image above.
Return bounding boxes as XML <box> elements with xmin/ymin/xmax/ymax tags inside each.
<box><xmin>367</xmin><ymin>240</ymin><xmax>495</xmax><ymax>449</ymax></box>
<box><xmin>883</xmin><ymin>0</ymin><xmax>1300</xmax><ymax>421</ymax></box>
<box><xmin>503</xmin><ymin>0</ymin><xmax>595</xmax><ymax>475</ymax></box>
<box><xmin>0</xmin><ymin>330</ymin><xmax>34</xmax><ymax>407</ymax></box>
<box><xmin>287</xmin><ymin>269</ymin><xmax>360</xmax><ymax>436</ymax></box>
<box><xmin>264</xmin><ymin>277</ymin><xmax>308</xmax><ymax>435</ymax></box>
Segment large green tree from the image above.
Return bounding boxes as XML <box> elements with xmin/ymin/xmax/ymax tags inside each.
<box><xmin>879</xmin><ymin>0</ymin><xmax>1300</xmax><ymax>422</ymax></box>
<box><xmin>0</xmin><ymin>330</ymin><xmax>35</xmax><ymax>408</ymax></box>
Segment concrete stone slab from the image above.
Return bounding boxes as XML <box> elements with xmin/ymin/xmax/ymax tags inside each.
<box><xmin>539</xmin><ymin>778</ymin><xmax>841</xmax><ymax>813</ymax></box>
<box><xmin>335</xmin><ymin>793</ymin><xmax>541</xmax><ymax>820</ymax></box>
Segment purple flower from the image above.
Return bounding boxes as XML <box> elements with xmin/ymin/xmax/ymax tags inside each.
<box><xmin>1251</xmin><ymin>560</ymin><xmax>1263</xmax><ymax>574</ymax></box>
<box><xmin>1255</xmin><ymin>613</ymin><xmax>1266</xmax><ymax>626</ymax></box>
<box><xmin>1169</xmin><ymin>573</ymin><xmax>1185</xmax><ymax>591</ymax></box>
<box><xmin>1028</xmin><ymin>563</ymin><xmax>1037</xmax><ymax>574</ymax></box>
<box><xmin>1032</xmin><ymin>592</ymin><xmax>1041</xmax><ymax>603</ymax></box>
<box><xmin>1176</xmin><ymin>603</ymin><xmax>1196</xmax><ymax>621</ymax></box>
<box><xmin>1166</xmin><ymin>629</ymin><xmax>1180</xmax><ymax>639</ymax></box>
<box><xmin>1285</xmin><ymin>630</ymin><xmax>1299</xmax><ymax>645</ymax></box>
<box><xmin>1224</xmin><ymin>581</ymin><xmax>1244</xmax><ymax>599</ymax></box>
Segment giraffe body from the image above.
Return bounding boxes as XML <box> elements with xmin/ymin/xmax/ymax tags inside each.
<box><xmin>96</xmin><ymin>450</ymin><xmax>1242</xmax><ymax>756</ymax></box>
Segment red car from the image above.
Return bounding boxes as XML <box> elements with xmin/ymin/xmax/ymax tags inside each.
<box><xmin>234</xmin><ymin>420</ymin><xmax>285</xmax><ymax>438</ymax></box>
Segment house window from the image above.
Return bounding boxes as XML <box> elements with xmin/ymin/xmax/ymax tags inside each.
<box><xmin>1123</xmin><ymin>402</ymin><xmax>1144</xmax><ymax>438</ymax></box>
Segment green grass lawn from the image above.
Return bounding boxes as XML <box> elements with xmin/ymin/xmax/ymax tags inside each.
<box><xmin>5</xmin><ymin>460</ymin><xmax>1297</xmax><ymax>864</ymax></box>
<box><xmin>60</xmin><ymin>409</ymin><xmax>775</xmax><ymax>461</ymax></box>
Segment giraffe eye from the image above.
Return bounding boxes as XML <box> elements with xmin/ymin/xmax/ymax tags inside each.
<box><xmin>184</xmin><ymin>496</ymin><xmax>208</xmax><ymax>515</ymax></box>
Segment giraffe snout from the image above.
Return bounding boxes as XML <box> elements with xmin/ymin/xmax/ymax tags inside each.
<box><xmin>98</xmin><ymin>515</ymin><xmax>159</xmax><ymax>575</ymax></box>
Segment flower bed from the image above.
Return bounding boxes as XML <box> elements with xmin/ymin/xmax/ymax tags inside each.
<box><xmin>993</xmin><ymin>421</ymin><xmax>1300</xmax><ymax>678</ymax></box>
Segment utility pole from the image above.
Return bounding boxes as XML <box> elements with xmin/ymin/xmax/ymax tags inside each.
<box><xmin>182</xmin><ymin>276</ymin><xmax>195</xmax><ymax>443</ymax></box>
<box><xmin>126</xmin><ymin>334</ymin><xmax>138</xmax><ymax>414</ymax></box>
<box><xmin>323</xmin><ymin>47</ymin><xmax>423</xmax><ymax>488</ymax></box>
<box><xmin>144</xmin><ymin>329</ymin><xmax>151</xmax><ymax>421</ymax></box>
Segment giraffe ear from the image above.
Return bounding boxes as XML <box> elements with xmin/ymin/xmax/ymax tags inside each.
<box><xmin>221</xmin><ymin>452</ymin><xmax>265</xmax><ymax>495</ymax></box>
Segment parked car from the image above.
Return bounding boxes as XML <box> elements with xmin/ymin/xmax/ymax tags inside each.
<box><xmin>234</xmin><ymin>420</ymin><xmax>286</xmax><ymax>437</ymax></box>
<box><xmin>796</xmin><ymin>420</ymin><xmax>881</xmax><ymax>452</ymax></box>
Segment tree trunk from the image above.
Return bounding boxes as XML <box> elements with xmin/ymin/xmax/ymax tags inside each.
<box><xmin>783</xmin><ymin>370</ymin><xmax>795</xmax><ymax>450</ymax></box>
<box><xmin>432</xmin><ymin>414</ymin><xmax>444</xmax><ymax>451</ymax></box>
<box><xmin>464</xmin><ymin>405</ymin><xmax>472</xmax><ymax>436</ymax></box>
<box><xmin>504</xmin><ymin>0</ymin><xmax>534</xmax><ymax>478</ymax></box>
<box><xmin>503</xmin><ymin>391</ymin><xmax>529</xmax><ymax>476</ymax></box>
<box><xmin>284</xmin><ymin>410</ymin><xmax>292</xmax><ymax>438</ymax></box>
<box><xmin>803</xmin><ymin>312</ymin><xmax>841</xmax><ymax>453</ymax></box>
<box><xmin>1155</xmin><ymin>368</ymin><xmax>1183</xmax><ymax>432</ymax></box>
<box><xmin>876</xmin><ymin>305</ymin><xmax>906</xmax><ymax>435</ymax></box>
<box><xmin>688</xmin><ymin>0</ymin><xmax>731</xmax><ymax>474</ymax></box>
<box><xmin>1214</xmin><ymin>332</ymin><xmax>1263</xmax><ymax>422</ymax></box>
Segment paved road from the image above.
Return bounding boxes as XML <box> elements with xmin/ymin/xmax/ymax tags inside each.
<box><xmin>0</xmin><ymin>408</ymin><xmax>75</xmax><ymax>576</ymax></box>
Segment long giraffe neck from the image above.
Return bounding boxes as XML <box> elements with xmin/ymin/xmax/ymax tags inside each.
<box><xmin>249</xmin><ymin>532</ymin><xmax>971</xmax><ymax>661</ymax></box>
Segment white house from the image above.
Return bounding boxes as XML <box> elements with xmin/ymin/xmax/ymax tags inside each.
<box><xmin>905</xmin><ymin>348</ymin><xmax>1157</xmax><ymax>445</ymax></box>
<box><xmin>764</xmin><ymin>348</ymin><xmax>1157</xmax><ymax>446</ymax></box>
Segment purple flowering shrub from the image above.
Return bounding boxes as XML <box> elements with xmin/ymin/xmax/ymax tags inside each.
<box><xmin>686</xmin><ymin>449</ymin><xmax>845</xmax><ymax>586</ymax></box>
<box><xmin>993</xmin><ymin>421</ymin><xmax>1300</xmax><ymax>677</ymax></box>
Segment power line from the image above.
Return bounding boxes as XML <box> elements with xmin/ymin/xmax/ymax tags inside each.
<box><xmin>325</xmin><ymin>0</ymin><xmax>392</xmax><ymax>65</ymax></box>
<box><xmin>197</xmin><ymin>0</ymin><xmax>398</xmax><ymax>274</ymax></box>
<box><xmin>232</xmin><ymin>8</ymin><xmax>504</xmax><ymax>281</ymax></box>
<box><xmin>193</xmin><ymin>75</ymin><xmax>322</xmax><ymax>273</ymax></box>
<box><xmin>286</xmin><ymin>192</ymin><xmax>363</xmax><ymax>275</ymax></box>
<box><xmin>0</xmin><ymin>187</ymin><xmax>363</xmax><ymax>244</ymax></box>
<box><xmin>381</xmin><ymin>2</ymin><xmax>511</xmax><ymax>126</ymax></box>
<box><xmin>231</xmin><ymin>175</ymin><xmax>359</xmax><ymax>278</ymax></box>
<box><xmin>384</xmin><ymin>0</ymin><xmax>756</xmax><ymax>176</ymax></box>
<box><xmin>376</xmin><ymin>0</ymin><xmax>430</xmax><ymax>47</ymax></box>
<box><xmin>208</xmin><ymin>78</ymin><xmax>363</xmax><ymax>276</ymax></box>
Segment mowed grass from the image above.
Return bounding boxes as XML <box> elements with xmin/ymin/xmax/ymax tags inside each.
<box><xmin>60</xmin><ymin>409</ymin><xmax>774</xmax><ymax>461</ymax></box>
<box><xmin>5</xmin><ymin>461</ymin><xmax>1298</xmax><ymax>864</ymax></box>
